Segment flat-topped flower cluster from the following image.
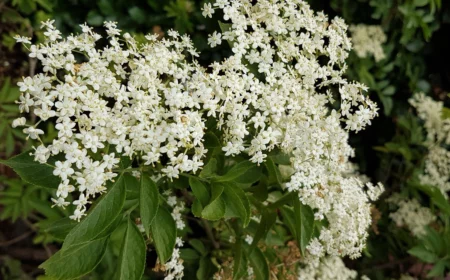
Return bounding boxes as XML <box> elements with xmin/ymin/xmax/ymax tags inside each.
<box><xmin>14</xmin><ymin>0</ymin><xmax>381</xmax><ymax>265</ymax></box>
<box><xmin>410</xmin><ymin>93</ymin><xmax>450</xmax><ymax>195</ymax></box>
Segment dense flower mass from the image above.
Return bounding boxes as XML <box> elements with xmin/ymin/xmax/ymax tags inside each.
<box><xmin>14</xmin><ymin>0</ymin><xmax>381</xmax><ymax>267</ymax></box>
<box><xmin>207</xmin><ymin>0</ymin><xmax>380</xmax><ymax>259</ymax></box>
<box><xmin>410</xmin><ymin>93</ymin><xmax>450</xmax><ymax>195</ymax></box>
<box><xmin>349</xmin><ymin>24</ymin><xmax>386</xmax><ymax>62</ymax></box>
<box><xmin>297</xmin><ymin>256</ymin><xmax>357</xmax><ymax>280</ymax></box>
<box><xmin>387</xmin><ymin>194</ymin><xmax>436</xmax><ymax>236</ymax></box>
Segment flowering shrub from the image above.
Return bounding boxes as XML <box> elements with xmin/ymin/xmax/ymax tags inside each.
<box><xmin>0</xmin><ymin>0</ymin><xmax>387</xmax><ymax>279</ymax></box>
<box><xmin>2</xmin><ymin>0</ymin><xmax>450</xmax><ymax>279</ymax></box>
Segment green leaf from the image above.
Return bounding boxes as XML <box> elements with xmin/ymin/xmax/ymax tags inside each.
<box><xmin>128</xmin><ymin>6</ymin><xmax>146</xmax><ymax>24</ymax></box>
<box><xmin>63</xmin><ymin>174</ymin><xmax>127</xmax><ymax>249</ymax></box>
<box><xmin>40</xmin><ymin>236</ymin><xmax>108</xmax><ymax>280</ymax></box>
<box><xmin>412</xmin><ymin>183</ymin><xmax>450</xmax><ymax>216</ymax></box>
<box><xmin>140</xmin><ymin>173</ymin><xmax>159</xmax><ymax>236</ymax></box>
<box><xmin>189</xmin><ymin>177</ymin><xmax>210</xmax><ymax>207</ymax></box>
<box><xmin>192</xmin><ymin>199</ymin><xmax>203</xmax><ymax>217</ymax></box>
<box><xmin>151</xmin><ymin>207</ymin><xmax>176</xmax><ymax>263</ymax></box>
<box><xmin>280</xmin><ymin>206</ymin><xmax>296</xmax><ymax>240</ymax></box>
<box><xmin>86</xmin><ymin>10</ymin><xmax>103</xmax><ymax>26</ymax></box>
<box><xmin>246</xmin><ymin>245</ymin><xmax>269</xmax><ymax>280</ymax></box>
<box><xmin>180</xmin><ymin>248</ymin><xmax>200</xmax><ymax>261</ymax></box>
<box><xmin>379</xmin><ymin>94</ymin><xmax>393</xmax><ymax>116</ymax></box>
<box><xmin>189</xmin><ymin>239</ymin><xmax>207</xmax><ymax>256</ymax></box>
<box><xmin>114</xmin><ymin>219</ymin><xmax>146</xmax><ymax>280</ymax></box>
<box><xmin>414</xmin><ymin>0</ymin><xmax>429</xmax><ymax>7</ymax></box>
<box><xmin>214</xmin><ymin>161</ymin><xmax>262</xmax><ymax>184</ymax></box>
<box><xmin>199</xmin><ymin>158</ymin><xmax>217</xmax><ymax>178</ymax></box>
<box><xmin>201</xmin><ymin>184</ymin><xmax>226</xmax><ymax>221</ymax></box>
<box><xmin>44</xmin><ymin>218</ymin><xmax>77</xmax><ymax>241</ymax></box>
<box><xmin>427</xmin><ymin>259</ymin><xmax>447</xmax><ymax>277</ymax></box>
<box><xmin>233</xmin><ymin>240</ymin><xmax>248</xmax><ymax>280</ymax></box>
<box><xmin>408</xmin><ymin>245</ymin><xmax>438</xmax><ymax>263</ymax></box>
<box><xmin>0</xmin><ymin>151</ymin><xmax>63</xmax><ymax>189</ymax></box>
<box><xmin>222</xmin><ymin>182</ymin><xmax>251</xmax><ymax>226</ymax></box>
<box><xmin>293</xmin><ymin>198</ymin><xmax>315</xmax><ymax>256</ymax></box>
<box><xmin>264</xmin><ymin>157</ymin><xmax>282</xmax><ymax>186</ymax></box>
<box><xmin>382</xmin><ymin>85</ymin><xmax>396</xmax><ymax>96</ymax></box>
<box><xmin>196</xmin><ymin>256</ymin><xmax>215</xmax><ymax>280</ymax></box>
<box><xmin>250</xmin><ymin>209</ymin><xmax>277</xmax><ymax>251</ymax></box>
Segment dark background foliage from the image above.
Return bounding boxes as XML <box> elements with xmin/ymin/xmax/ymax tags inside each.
<box><xmin>1</xmin><ymin>0</ymin><xmax>450</xmax><ymax>279</ymax></box>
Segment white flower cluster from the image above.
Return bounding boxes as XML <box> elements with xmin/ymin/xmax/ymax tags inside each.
<box><xmin>163</xmin><ymin>237</ymin><xmax>185</xmax><ymax>280</ymax></box>
<box><xmin>167</xmin><ymin>193</ymin><xmax>187</xmax><ymax>230</ymax></box>
<box><xmin>409</xmin><ymin>93</ymin><xmax>450</xmax><ymax>145</ymax></box>
<box><xmin>14</xmin><ymin>20</ymin><xmax>211</xmax><ymax>220</ymax></box>
<box><xmin>206</xmin><ymin>0</ymin><xmax>379</xmax><ymax>259</ymax></box>
<box><xmin>410</xmin><ymin>93</ymin><xmax>450</xmax><ymax>195</ymax></box>
<box><xmin>14</xmin><ymin>0</ymin><xmax>380</xmax><ymax>262</ymax></box>
<box><xmin>349</xmin><ymin>24</ymin><xmax>386</xmax><ymax>62</ymax></box>
<box><xmin>297</xmin><ymin>256</ymin><xmax>357</xmax><ymax>280</ymax></box>
<box><xmin>420</xmin><ymin>146</ymin><xmax>450</xmax><ymax>195</ymax></box>
<box><xmin>387</xmin><ymin>194</ymin><xmax>436</xmax><ymax>237</ymax></box>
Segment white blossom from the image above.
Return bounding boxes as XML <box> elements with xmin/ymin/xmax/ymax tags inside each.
<box><xmin>349</xmin><ymin>24</ymin><xmax>386</xmax><ymax>62</ymax></box>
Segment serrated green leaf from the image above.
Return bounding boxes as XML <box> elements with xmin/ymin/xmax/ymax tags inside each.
<box><xmin>180</xmin><ymin>248</ymin><xmax>200</xmax><ymax>261</ymax></box>
<box><xmin>63</xmin><ymin>174</ymin><xmax>127</xmax><ymax>249</ymax></box>
<box><xmin>151</xmin><ymin>207</ymin><xmax>176</xmax><ymax>263</ymax></box>
<box><xmin>114</xmin><ymin>219</ymin><xmax>146</xmax><ymax>280</ymax></box>
<box><xmin>201</xmin><ymin>184</ymin><xmax>226</xmax><ymax>221</ymax></box>
<box><xmin>427</xmin><ymin>259</ymin><xmax>447</xmax><ymax>277</ymax></box>
<box><xmin>222</xmin><ymin>182</ymin><xmax>250</xmax><ymax>226</ymax></box>
<box><xmin>189</xmin><ymin>239</ymin><xmax>207</xmax><ymax>256</ymax></box>
<box><xmin>199</xmin><ymin>158</ymin><xmax>217</xmax><ymax>178</ymax></box>
<box><xmin>189</xmin><ymin>177</ymin><xmax>210</xmax><ymax>207</ymax></box>
<box><xmin>250</xmin><ymin>209</ymin><xmax>277</xmax><ymax>251</ymax></box>
<box><xmin>408</xmin><ymin>245</ymin><xmax>438</xmax><ymax>263</ymax></box>
<box><xmin>412</xmin><ymin>183</ymin><xmax>450</xmax><ymax>216</ymax></box>
<box><xmin>280</xmin><ymin>206</ymin><xmax>296</xmax><ymax>239</ymax></box>
<box><xmin>192</xmin><ymin>199</ymin><xmax>203</xmax><ymax>217</ymax></box>
<box><xmin>233</xmin><ymin>240</ymin><xmax>248</xmax><ymax>280</ymax></box>
<box><xmin>214</xmin><ymin>161</ymin><xmax>262</xmax><ymax>184</ymax></box>
<box><xmin>246</xmin><ymin>245</ymin><xmax>269</xmax><ymax>280</ymax></box>
<box><xmin>0</xmin><ymin>151</ymin><xmax>63</xmax><ymax>189</ymax></box>
<box><xmin>196</xmin><ymin>256</ymin><xmax>215</xmax><ymax>280</ymax></box>
<box><xmin>40</xmin><ymin>236</ymin><xmax>108</xmax><ymax>280</ymax></box>
<box><xmin>293</xmin><ymin>198</ymin><xmax>315</xmax><ymax>256</ymax></box>
<box><xmin>140</xmin><ymin>173</ymin><xmax>159</xmax><ymax>236</ymax></box>
<box><xmin>264</xmin><ymin>157</ymin><xmax>282</xmax><ymax>186</ymax></box>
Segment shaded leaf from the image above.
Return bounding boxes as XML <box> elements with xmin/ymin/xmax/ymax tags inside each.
<box><xmin>114</xmin><ymin>219</ymin><xmax>146</xmax><ymax>280</ymax></box>
<box><xmin>0</xmin><ymin>151</ymin><xmax>63</xmax><ymax>189</ymax></box>
<box><xmin>40</xmin><ymin>236</ymin><xmax>108</xmax><ymax>280</ymax></box>
<box><xmin>140</xmin><ymin>173</ymin><xmax>159</xmax><ymax>236</ymax></box>
<box><xmin>151</xmin><ymin>207</ymin><xmax>176</xmax><ymax>263</ymax></box>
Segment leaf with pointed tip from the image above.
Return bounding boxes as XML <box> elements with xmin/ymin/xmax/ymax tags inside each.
<box><xmin>114</xmin><ymin>219</ymin><xmax>146</xmax><ymax>280</ymax></box>
<box><xmin>0</xmin><ymin>151</ymin><xmax>64</xmax><ymax>189</ymax></box>
<box><xmin>293</xmin><ymin>198</ymin><xmax>314</xmax><ymax>255</ymax></box>
<box><xmin>246</xmin><ymin>245</ymin><xmax>269</xmax><ymax>280</ymax></box>
<box><xmin>189</xmin><ymin>177</ymin><xmax>210</xmax><ymax>207</ymax></box>
<box><xmin>63</xmin><ymin>174</ymin><xmax>127</xmax><ymax>249</ymax></box>
<box><xmin>222</xmin><ymin>182</ymin><xmax>250</xmax><ymax>226</ymax></box>
<box><xmin>140</xmin><ymin>173</ymin><xmax>159</xmax><ymax>236</ymax></box>
<box><xmin>201</xmin><ymin>184</ymin><xmax>225</xmax><ymax>221</ymax></box>
<box><xmin>151</xmin><ymin>207</ymin><xmax>176</xmax><ymax>263</ymax></box>
<box><xmin>214</xmin><ymin>161</ymin><xmax>262</xmax><ymax>184</ymax></box>
<box><xmin>40</xmin><ymin>236</ymin><xmax>108</xmax><ymax>280</ymax></box>
<box><xmin>233</xmin><ymin>240</ymin><xmax>248</xmax><ymax>280</ymax></box>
